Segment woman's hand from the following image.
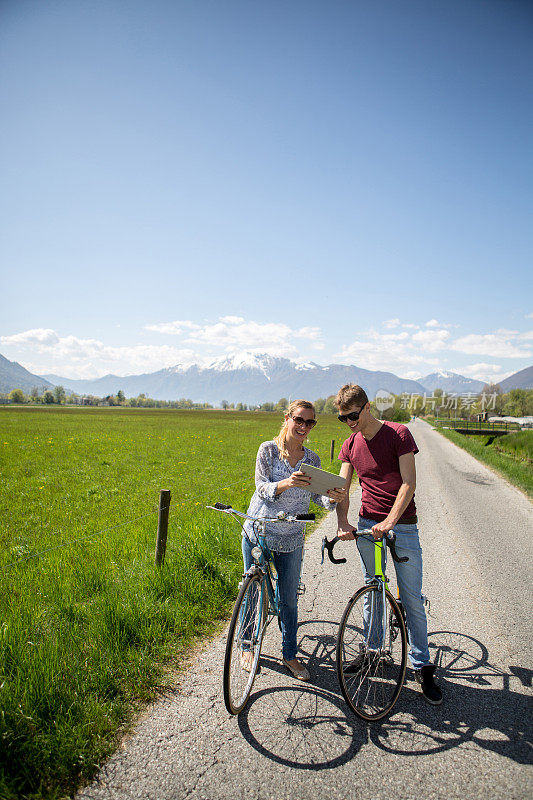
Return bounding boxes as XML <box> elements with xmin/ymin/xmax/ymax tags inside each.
<box><xmin>276</xmin><ymin>471</ymin><xmax>311</xmax><ymax>494</ymax></box>
<box><xmin>326</xmin><ymin>486</ymin><xmax>347</xmax><ymax>503</ymax></box>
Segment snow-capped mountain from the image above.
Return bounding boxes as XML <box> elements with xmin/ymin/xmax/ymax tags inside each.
<box><xmin>419</xmin><ymin>370</ymin><xmax>485</xmax><ymax>394</ymax></box>
<box><xmin>38</xmin><ymin>352</ymin><xmax>426</xmax><ymax>404</ymax></box>
<box><xmin>205</xmin><ymin>352</ymin><xmax>280</xmax><ymax>378</ymax></box>
<box><xmin>4</xmin><ymin>352</ymin><xmax>528</xmax><ymax>402</ymax></box>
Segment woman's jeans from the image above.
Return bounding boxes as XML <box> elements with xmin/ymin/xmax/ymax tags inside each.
<box><xmin>357</xmin><ymin>517</ymin><xmax>430</xmax><ymax>670</ymax></box>
<box><xmin>242</xmin><ymin>536</ymin><xmax>303</xmax><ymax>661</ymax></box>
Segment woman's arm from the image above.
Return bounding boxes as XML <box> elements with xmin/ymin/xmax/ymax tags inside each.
<box><xmin>254</xmin><ymin>442</ymin><xmax>280</xmax><ymax>501</ymax></box>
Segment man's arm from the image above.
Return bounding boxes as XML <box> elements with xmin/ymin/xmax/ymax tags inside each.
<box><xmin>335</xmin><ymin>462</ymin><xmax>356</xmax><ymax>540</ymax></box>
<box><xmin>371</xmin><ymin>451</ymin><xmax>416</xmax><ymax>538</ymax></box>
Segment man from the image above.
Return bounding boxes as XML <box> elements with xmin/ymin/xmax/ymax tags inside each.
<box><xmin>334</xmin><ymin>383</ymin><xmax>442</xmax><ymax>704</ymax></box>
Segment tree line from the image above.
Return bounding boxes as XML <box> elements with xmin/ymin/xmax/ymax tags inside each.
<box><xmin>2</xmin><ymin>385</ymin><xmax>532</xmax><ymax>418</ymax></box>
<box><xmin>1</xmin><ymin>386</ymin><xmax>214</xmax><ymax>409</ymax></box>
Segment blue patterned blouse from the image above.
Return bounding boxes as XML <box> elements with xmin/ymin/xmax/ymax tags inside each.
<box><xmin>242</xmin><ymin>440</ymin><xmax>337</xmax><ymax>552</ymax></box>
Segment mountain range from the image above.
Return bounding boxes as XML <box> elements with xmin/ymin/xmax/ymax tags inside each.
<box><xmin>0</xmin><ymin>353</ymin><xmax>54</xmax><ymax>394</ymax></box>
<box><xmin>1</xmin><ymin>350</ymin><xmax>531</xmax><ymax>404</ymax></box>
<box><xmin>40</xmin><ymin>353</ymin><xmax>426</xmax><ymax>404</ymax></box>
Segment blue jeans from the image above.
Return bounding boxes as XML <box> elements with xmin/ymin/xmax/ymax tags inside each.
<box><xmin>242</xmin><ymin>536</ymin><xmax>303</xmax><ymax>661</ymax></box>
<box><xmin>357</xmin><ymin>517</ymin><xmax>430</xmax><ymax>670</ymax></box>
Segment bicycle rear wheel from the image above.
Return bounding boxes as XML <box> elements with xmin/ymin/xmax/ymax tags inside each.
<box><xmin>336</xmin><ymin>585</ymin><xmax>407</xmax><ymax>721</ymax></box>
<box><xmin>223</xmin><ymin>571</ymin><xmax>269</xmax><ymax>714</ymax></box>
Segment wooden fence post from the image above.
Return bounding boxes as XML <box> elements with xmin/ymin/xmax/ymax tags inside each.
<box><xmin>330</xmin><ymin>439</ymin><xmax>335</xmax><ymax>462</ymax></box>
<box><xmin>155</xmin><ymin>489</ymin><xmax>171</xmax><ymax>567</ymax></box>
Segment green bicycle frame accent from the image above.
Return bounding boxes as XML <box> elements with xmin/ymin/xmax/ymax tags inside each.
<box><xmin>373</xmin><ymin>538</ymin><xmax>390</xmax><ymax>592</ymax></box>
<box><xmin>365</xmin><ymin>536</ymin><xmax>390</xmax><ymax>648</ymax></box>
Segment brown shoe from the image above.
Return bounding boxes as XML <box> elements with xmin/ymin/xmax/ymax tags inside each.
<box><xmin>283</xmin><ymin>658</ymin><xmax>310</xmax><ymax>681</ymax></box>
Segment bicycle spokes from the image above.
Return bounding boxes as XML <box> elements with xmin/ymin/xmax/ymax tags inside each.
<box><xmin>336</xmin><ymin>585</ymin><xmax>407</xmax><ymax>721</ymax></box>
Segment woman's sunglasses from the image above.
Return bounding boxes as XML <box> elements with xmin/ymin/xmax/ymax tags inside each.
<box><xmin>291</xmin><ymin>415</ymin><xmax>317</xmax><ymax>429</ymax></box>
<box><xmin>337</xmin><ymin>409</ymin><xmax>363</xmax><ymax>423</ymax></box>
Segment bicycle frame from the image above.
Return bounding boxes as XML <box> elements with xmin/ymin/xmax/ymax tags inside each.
<box><xmin>356</xmin><ymin>534</ymin><xmax>390</xmax><ymax>652</ymax></box>
<box><xmin>212</xmin><ymin>502</ymin><xmax>314</xmax><ymax>715</ymax></box>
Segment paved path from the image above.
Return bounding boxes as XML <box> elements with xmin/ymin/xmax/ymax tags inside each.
<box><xmin>77</xmin><ymin>421</ymin><xmax>532</xmax><ymax>800</ymax></box>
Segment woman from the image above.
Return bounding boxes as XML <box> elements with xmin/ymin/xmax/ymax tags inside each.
<box><xmin>242</xmin><ymin>399</ymin><xmax>346</xmax><ymax>680</ymax></box>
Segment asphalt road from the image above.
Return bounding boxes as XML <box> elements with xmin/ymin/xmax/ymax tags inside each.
<box><xmin>77</xmin><ymin>420</ymin><xmax>532</xmax><ymax>800</ymax></box>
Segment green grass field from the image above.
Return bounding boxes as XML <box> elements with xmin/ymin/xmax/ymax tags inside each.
<box><xmin>0</xmin><ymin>407</ymin><xmax>344</xmax><ymax>800</ymax></box>
<box><xmin>433</xmin><ymin>426</ymin><xmax>533</xmax><ymax>497</ymax></box>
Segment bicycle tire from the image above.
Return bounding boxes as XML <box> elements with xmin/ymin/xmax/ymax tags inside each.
<box><xmin>223</xmin><ymin>571</ymin><xmax>269</xmax><ymax>715</ymax></box>
<box><xmin>336</xmin><ymin>585</ymin><xmax>407</xmax><ymax>721</ymax></box>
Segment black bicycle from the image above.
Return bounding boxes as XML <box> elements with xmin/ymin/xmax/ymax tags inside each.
<box><xmin>322</xmin><ymin>530</ymin><xmax>409</xmax><ymax>721</ymax></box>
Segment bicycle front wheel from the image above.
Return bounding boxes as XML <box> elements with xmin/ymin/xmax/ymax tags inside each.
<box><xmin>223</xmin><ymin>571</ymin><xmax>269</xmax><ymax>715</ymax></box>
<box><xmin>336</xmin><ymin>585</ymin><xmax>407</xmax><ymax>721</ymax></box>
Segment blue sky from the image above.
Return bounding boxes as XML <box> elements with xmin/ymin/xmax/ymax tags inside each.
<box><xmin>1</xmin><ymin>0</ymin><xmax>532</xmax><ymax>383</ymax></box>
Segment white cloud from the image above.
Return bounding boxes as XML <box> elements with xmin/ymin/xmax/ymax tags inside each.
<box><xmin>2</xmin><ymin>318</ymin><xmax>326</xmax><ymax>377</ymax></box>
<box><xmin>4</xmin><ymin>317</ymin><xmax>532</xmax><ymax>382</ymax></box>
<box><xmin>402</xmin><ymin>370</ymin><xmax>425</xmax><ymax>380</ymax></box>
<box><xmin>1</xmin><ymin>328</ymin><xmax>201</xmax><ymax>379</ymax></box>
<box><xmin>411</xmin><ymin>328</ymin><xmax>450</xmax><ymax>351</ymax></box>
<box><xmin>1</xmin><ymin>328</ymin><xmax>60</xmax><ymax>346</ymax></box>
<box><xmin>19</xmin><ymin>345</ymin><xmax>200</xmax><ymax>380</ymax></box>
<box><xmin>334</xmin><ymin>336</ymin><xmax>438</xmax><ymax>373</ymax></box>
<box><xmin>219</xmin><ymin>315</ymin><xmax>245</xmax><ymax>324</ymax></box>
<box><xmin>451</xmin><ymin>332</ymin><xmax>532</xmax><ymax>358</ymax></box>
<box><xmin>455</xmin><ymin>363</ymin><xmax>514</xmax><ymax>383</ymax></box>
<box><xmin>145</xmin><ymin>316</ymin><xmax>324</xmax><ymax>357</ymax></box>
<box><xmin>144</xmin><ymin>320</ymin><xmax>201</xmax><ymax>335</ymax></box>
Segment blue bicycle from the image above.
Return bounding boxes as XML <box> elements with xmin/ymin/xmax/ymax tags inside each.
<box><xmin>208</xmin><ymin>502</ymin><xmax>314</xmax><ymax>715</ymax></box>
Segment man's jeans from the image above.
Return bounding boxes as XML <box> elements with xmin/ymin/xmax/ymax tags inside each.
<box><xmin>242</xmin><ymin>536</ymin><xmax>303</xmax><ymax>661</ymax></box>
<box><xmin>357</xmin><ymin>517</ymin><xmax>430</xmax><ymax>669</ymax></box>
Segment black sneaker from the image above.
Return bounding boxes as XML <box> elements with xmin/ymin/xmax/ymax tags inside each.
<box><xmin>344</xmin><ymin>651</ymin><xmax>368</xmax><ymax>675</ymax></box>
<box><xmin>344</xmin><ymin>648</ymin><xmax>381</xmax><ymax>676</ymax></box>
<box><xmin>415</xmin><ymin>664</ymin><xmax>443</xmax><ymax>704</ymax></box>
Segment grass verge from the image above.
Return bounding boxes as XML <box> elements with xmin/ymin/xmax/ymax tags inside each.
<box><xmin>433</xmin><ymin>426</ymin><xmax>533</xmax><ymax>497</ymax></box>
<box><xmin>0</xmin><ymin>408</ymin><xmax>344</xmax><ymax>799</ymax></box>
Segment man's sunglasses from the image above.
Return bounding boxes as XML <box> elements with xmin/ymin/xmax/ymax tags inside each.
<box><xmin>337</xmin><ymin>409</ymin><xmax>363</xmax><ymax>423</ymax></box>
<box><xmin>291</xmin><ymin>415</ymin><xmax>317</xmax><ymax>428</ymax></box>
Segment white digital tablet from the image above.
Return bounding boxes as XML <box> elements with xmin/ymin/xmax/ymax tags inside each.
<box><xmin>299</xmin><ymin>463</ymin><xmax>348</xmax><ymax>496</ymax></box>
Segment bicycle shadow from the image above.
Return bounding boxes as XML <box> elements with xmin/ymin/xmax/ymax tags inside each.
<box><xmin>368</xmin><ymin>629</ymin><xmax>532</xmax><ymax>764</ymax></box>
<box><xmin>236</xmin><ymin>621</ymin><xmax>532</xmax><ymax>769</ymax></box>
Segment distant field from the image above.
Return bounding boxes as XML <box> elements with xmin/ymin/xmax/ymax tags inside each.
<box><xmin>0</xmin><ymin>407</ymin><xmax>343</xmax><ymax>800</ymax></box>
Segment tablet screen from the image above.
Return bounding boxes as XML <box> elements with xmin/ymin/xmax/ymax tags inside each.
<box><xmin>299</xmin><ymin>463</ymin><xmax>347</xmax><ymax>495</ymax></box>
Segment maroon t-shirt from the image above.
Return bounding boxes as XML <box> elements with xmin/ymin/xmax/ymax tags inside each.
<box><xmin>338</xmin><ymin>421</ymin><xmax>419</xmax><ymax>522</ymax></box>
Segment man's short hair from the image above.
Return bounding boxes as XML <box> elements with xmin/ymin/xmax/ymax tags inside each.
<box><xmin>335</xmin><ymin>384</ymin><xmax>369</xmax><ymax>411</ymax></box>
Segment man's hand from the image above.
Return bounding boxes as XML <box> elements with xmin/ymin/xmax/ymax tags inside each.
<box><xmin>371</xmin><ymin>519</ymin><xmax>394</xmax><ymax>539</ymax></box>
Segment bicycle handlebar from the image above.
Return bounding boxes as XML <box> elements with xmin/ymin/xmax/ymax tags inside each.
<box><xmin>321</xmin><ymin>529</ymin><xmax>409</xmax><ymax>566</ymax></box>
<box><xmin>208</xmin><ymin>503</ymin><xmax>315</xmax><ymax>524</ymax></box>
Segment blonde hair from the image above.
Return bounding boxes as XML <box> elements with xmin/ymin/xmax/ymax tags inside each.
<box><xmin>275</xmin><ymin>399</ymin><xmax>315</xmax><ymax>462</ymax></box>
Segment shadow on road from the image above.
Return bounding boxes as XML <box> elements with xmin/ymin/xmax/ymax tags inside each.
<box><xmin>236</xmin><ymin>623</ymin><xmax>532</xmax><ymax>769</ymax></box>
